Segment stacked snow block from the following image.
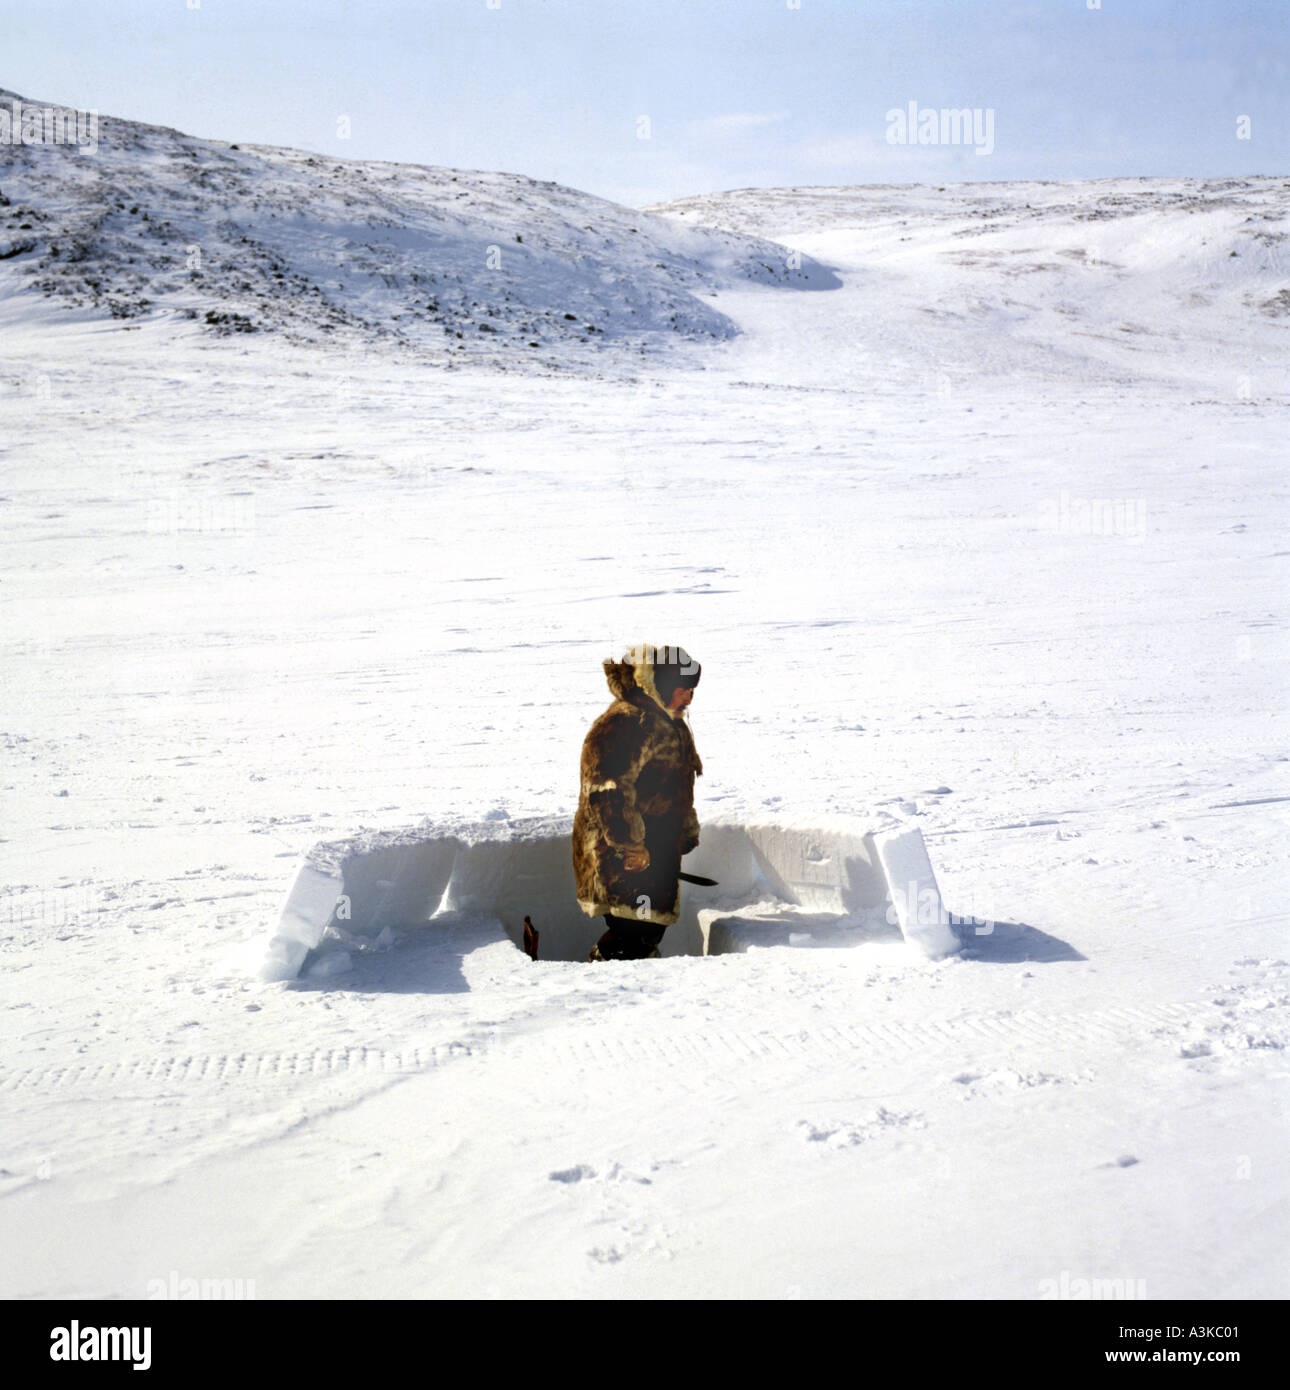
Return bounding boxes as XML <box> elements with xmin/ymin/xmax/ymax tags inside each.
<box><xmin>687</xmin><ymin>823</ymin><xmax>958</xmax><ymax>959</ymax></box>
<box><xmin>698</xmin><ymin>905</ymin><xmax>894</xmax><ymax>955</ymax></box>
<box><xmin>260</xmin><ymin>817</ymin><xmax>575</xmax><ymax>980</ymax></box>
<box><xmin>259</xmin><ymin>816</ymin><xmax>958</xmax><ymax>981</ymax></box>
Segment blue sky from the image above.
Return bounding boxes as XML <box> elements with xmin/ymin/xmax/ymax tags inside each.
<box><xmin>4</xmin><ymin>0</ymin><xmax>1286</xmax><ymax>204</ymax></box>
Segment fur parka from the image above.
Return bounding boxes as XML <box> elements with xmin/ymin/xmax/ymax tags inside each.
<box><xmin>572</xmin><ymin>647</ymin><xmax>703</xmax><ymax>927</ymax></box>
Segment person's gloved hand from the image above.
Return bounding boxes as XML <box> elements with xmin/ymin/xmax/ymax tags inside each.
<box><xmin>622</xmin><ymin>846</ymin><xmax>650</xmax><ymax>873</ymax></box>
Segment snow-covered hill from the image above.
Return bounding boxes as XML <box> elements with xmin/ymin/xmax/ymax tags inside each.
<box><xmin>649</xmin><ymin>177</ymin><xmax>1290</xmax><ymax>391</ymax></box>
<box><xmin>0</xmin><ymin>88</ymin><xmax>833</xmax><ymax>366</ymax></box>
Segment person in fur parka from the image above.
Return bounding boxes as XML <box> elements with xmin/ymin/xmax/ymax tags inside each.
<box><xmin>573</xmin><ymin>644</ymin><xmax>703</xmax><ymax>960</ymax></box>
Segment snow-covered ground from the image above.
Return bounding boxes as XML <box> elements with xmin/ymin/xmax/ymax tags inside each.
<box><xmin>2</xmin><ymin>107</ymin><xmax>1288</xmax><ymax>1297</ymax></box>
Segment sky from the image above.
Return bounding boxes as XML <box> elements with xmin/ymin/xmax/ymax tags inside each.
<box><xmin>2</xmin><ymin>0</ymin><xmax>1287</xmax><ymax>205</ymax></box>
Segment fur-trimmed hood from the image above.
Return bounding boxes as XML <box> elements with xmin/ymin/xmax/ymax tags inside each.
<box><xmin>603</xmin><ymin>649</ymin><xmax>663</xmax><ymax>709</ymax></box>
<box><xmin>604</xmin><ymin>643</ymin><xmax>697</xmax><ymax>718</ymax></box>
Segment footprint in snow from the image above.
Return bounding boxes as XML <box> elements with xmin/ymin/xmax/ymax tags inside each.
<box><xmin>953</xmin><ymin>1068</ymin><xmax>1077</xmax><ymax>1093</ymax></box>
<box><xmin>549</xmin><ymin>1161</ymin><xmax>651</xmax><ymax>1185</ymax></box>
<box><xmin>549</xmin><ymin>1164</ymin><xmax>596</xmax><ymax>1184</ymax></box>
<box><xmin>605</xmin><ymin>1161</ymin><xmax>652</xmax><ymax>1185</ymax></box>
<box><xmin>797</xmin><ymin>1108</ymin><xmax>925</xmax><ymax>1148</ymax></box>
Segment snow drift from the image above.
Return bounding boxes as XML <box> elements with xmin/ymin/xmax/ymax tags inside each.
<box><xmin>261</xmin><ymin>817</ymin><xmax>959</xmax><ymax>981</ymax></box>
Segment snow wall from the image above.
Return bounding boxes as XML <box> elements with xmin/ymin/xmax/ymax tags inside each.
<box><xmin>260</xmin><ymin>816</ymin><xmax>959</xmax><ymax>981</ymax></box>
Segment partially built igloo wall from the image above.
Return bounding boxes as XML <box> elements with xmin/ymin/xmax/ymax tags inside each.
<box><xmin>260</xmin><ymin>816</ymin><xmax>958</xmax><ymax>980</ymax></box>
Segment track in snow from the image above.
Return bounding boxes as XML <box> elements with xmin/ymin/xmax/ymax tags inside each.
<box><xmin>0</xmin><ymin>999</ymin><xmax>1213</xmax><ymax>1093</ymax></box>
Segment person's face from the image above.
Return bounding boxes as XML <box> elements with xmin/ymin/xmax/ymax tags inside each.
<box><xmin>668</xmin><ymin>685</ymin><xmax>694</xmax><ymax>714</ymax></box>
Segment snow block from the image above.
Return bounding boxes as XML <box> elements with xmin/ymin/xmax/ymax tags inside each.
<box><xmin>260</xmin><ymin>859</ymin><xmax>347</xmax><ymax>982</ymax></box>
<box><xmin>259</xmin><ymin>815</ymin><xmax>956</xmax><ymax>977</ymax></box>
<box><xmin>699</xmin><ymin>905</ymin><xmax>892</xmax><ymax>955</ymax></box>
<box><xmin>873</xmin><ymin>826</ymin><xmax>960</xmax><ymax>959</ymax></box>
<box><xmin>737</xmin><ymin>822</ymin><xmax>889</xmax><ymax>916</ymax></box>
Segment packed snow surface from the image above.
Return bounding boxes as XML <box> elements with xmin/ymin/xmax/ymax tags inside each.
<box><xmin>1</xmin><ymin>104</ymin><xmax>1288</xmax><ymax>1297</ymax></box>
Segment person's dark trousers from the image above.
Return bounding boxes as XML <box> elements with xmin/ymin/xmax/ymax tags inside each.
<box><xmin>590</xmin><ymin>914</ymin><xmax>665</xmax><ymax>961</ymax></box>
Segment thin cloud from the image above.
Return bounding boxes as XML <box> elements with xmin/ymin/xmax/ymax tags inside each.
<box><xmin>686</xmin><ymin>111</ymin><xmax>792</xmax><ymax>140</ymax></box>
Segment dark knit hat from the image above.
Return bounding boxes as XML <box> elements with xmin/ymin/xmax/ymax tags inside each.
<box><xmin>649</xmin><ymin>645</ymin><xmax>701</xmax><ymax>705</ymax></box>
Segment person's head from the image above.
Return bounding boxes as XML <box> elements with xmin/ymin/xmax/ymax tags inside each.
<box><xmin>666</xmin><ymin>685</ymin><xmax>694</xmax><ymax>714</ymax></box>
<box><xmin>650</xmin><ymin>645</ymin><xmax>701</xmax><ymax>714</ymax></box>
